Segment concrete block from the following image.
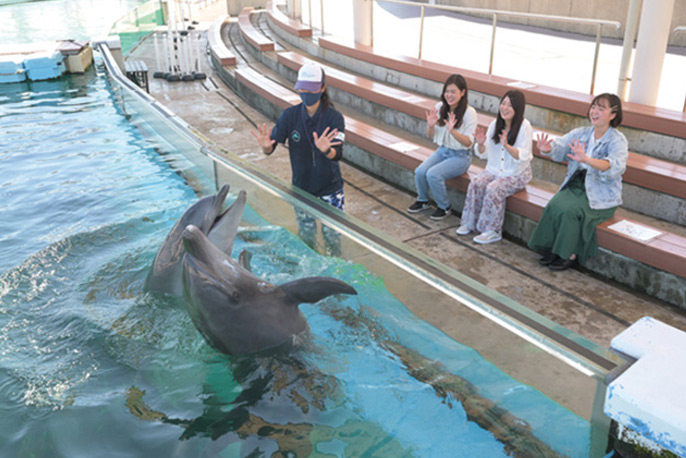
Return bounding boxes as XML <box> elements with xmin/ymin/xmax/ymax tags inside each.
<box><xmin>604</xmin><ymin>317</ymin><xmax>686</xmax><ymax>458</ymax></box>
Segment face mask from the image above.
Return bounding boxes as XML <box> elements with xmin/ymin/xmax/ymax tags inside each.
<box><xmin>299</xmin><ymin>91</ymin><xmax>322</xmax><ymax>107</ymax></box>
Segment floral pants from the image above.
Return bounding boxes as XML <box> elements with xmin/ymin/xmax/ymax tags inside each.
<box><xmin>460</xmin><ymin>169</ymin><xmax>532</xmax><ymax>233</ymax></box>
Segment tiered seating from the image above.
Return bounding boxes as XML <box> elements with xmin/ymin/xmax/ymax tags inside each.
<box><xmin>317</xmin><ymin>35</ymin><xmax>686</xmax><ymax>140</ymax></box>
<box><xmin>266</xmin><ymin>1</ymin><xmax>312</xmax><ymax>38</ymax></box>
<box><xmin>238</xmin><ymin>7</ymin><xmax>275</xmax><ymax>52</ymax></box>
<box><xmin>208</xmin><ymin>15</ymin><xmax>236</xmax><ymax>66</ymax></box>
<box><xmin>208</xmin><ymin>5</ymin><xmax>686</xmax><ymax>309</ymax></box>
<box><xmin>234</xmin><ymin>63</ymin><xmax>686</xmax><ymax>278</ymax></box>
<box><xmin>277</xmin><ymin>51</ymin><xmax>686</xmax><ymax>200</ymax></box>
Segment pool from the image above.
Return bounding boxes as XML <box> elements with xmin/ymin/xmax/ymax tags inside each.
<box><xmin>1</xmin><ymin>4</ymin><xmax>622</xmax><ymax>457</ymax></box>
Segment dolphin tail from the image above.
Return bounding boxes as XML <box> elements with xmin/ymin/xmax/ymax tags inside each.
<box><xmin>208</xmin><ymin>189</ymin><xmax>247</xmax><ymax>255</ymax></box>
<box><xmin>279</xmin><ymin>277</ymin><xmax>357</xmax><ymax>306</ymax></box>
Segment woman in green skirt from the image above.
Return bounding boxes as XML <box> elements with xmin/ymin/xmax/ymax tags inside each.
<box><xmin>528</xmin><ymin>93</ymin><xmax>628</xmax><ymax>271</ymax></box>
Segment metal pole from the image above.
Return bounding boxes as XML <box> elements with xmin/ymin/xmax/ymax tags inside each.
<box><xmin>308</xmin><ymin>0</ymin><xmax>312</xmax><ymax>27</ymax></box>
<box><xmin>418</xmin><ymin>6</ymin><xmax>425</xmax><ymax>60</ymax></box>
<box><xmin>370</xmin><ymin>0</ymin><xmax>374</xmax><ymax>47</ymax></box>
<box><xmin>675</xmin><ymin>26</ymin><xmax>686</xmax><ymax>112</ymax></box>
<box><xmin>489</xmin><ymin>13</ymin><xmax>497</xmax><ymax>75</ymax></box>
<box><xmin>590</xmin><ymin>24</ymin><xmax>603</xmax><ymax>94</ymax></box>
<box><xmin>320</xmin><ymin>0</ymin><xmax>325</xmax><ymax>35</ymax></box>
<box><xmin>617</xmin><ymin>0</ymin><xmax>642</xmax><ymax>99</ymax></box>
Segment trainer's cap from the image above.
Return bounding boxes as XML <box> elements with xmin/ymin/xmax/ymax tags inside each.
<box><xmin>294</xmin><ymin>62</ymin><xmax>324</xmax><ymax>92</ymax></box>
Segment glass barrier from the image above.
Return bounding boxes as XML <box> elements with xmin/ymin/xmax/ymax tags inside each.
<box><xmin>99</xmin><ymin>43</ymin><xmax>625</xmax><ymax>457</ymax></box>
<box><xmin>109</xmin><ymin>0</ymin><xmax>165</xmax><ymax>55</ymax></box>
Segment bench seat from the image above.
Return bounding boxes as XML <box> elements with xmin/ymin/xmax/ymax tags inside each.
<box><xmin>266</xmin><ymin>1</ymin><xmax>312</xmax><ymax>38</ymax></box>
<box><xmin>238</xmin><ymin>7</ymin><xmax>275</xmax><ymax>52</ymax></box>
<box><xmin>208</xmin><ymin>15</ymin><xmax>236</xmax><ymax>66</ymax></box>
<box><xmin>318</xmin><ymin>35</ymin><xmax>686</xmax><ymax>141</ymax></box>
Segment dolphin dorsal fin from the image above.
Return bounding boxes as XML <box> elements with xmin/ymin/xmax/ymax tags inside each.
<box><xmin>279</xmin><ymin>277</ymin><xmax>357</xmax><ymax>306</ymax></box>
<box><xmin>208</xmin><ymin>190</ymin><xmax>246</xmax><ymax>255</ymax></box>
<box><xmin>238</xmin><ymin>249</ymin><xmax>253</xmax><ymax>272</ymax></box>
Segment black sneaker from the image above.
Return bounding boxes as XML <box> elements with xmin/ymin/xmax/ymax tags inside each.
<box><xmin>538</xmin><ymin>252</ymin><xmax>558</xmax><ymax>266</ymax></box>
<box><xmin>407</xmin><ymin>200</ymin><xmax>431</xmax><ymax>213</ymax></box>
<box><xmin>430</xmin><ymin>206</ymin><xmax>452</xmax><ymax>220</ymax></box>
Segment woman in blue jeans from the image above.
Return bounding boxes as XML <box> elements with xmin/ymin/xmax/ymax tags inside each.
<box><xmin>407</xmin><ymin>74</ymin><xmax>477</xmax><ymax>220</ymax></box>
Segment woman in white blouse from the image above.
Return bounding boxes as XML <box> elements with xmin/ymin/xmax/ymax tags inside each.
<box><xmin>407</xmin><ymin>74</ymin><xmax>477</xmax><ymax>220</ymax></box>
<box><xmin>456</xmin><ymin>90</ymin><xmax>532</xmax><ymax>244</ymax></box>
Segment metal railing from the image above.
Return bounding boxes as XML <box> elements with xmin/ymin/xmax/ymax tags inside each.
<box><xmin>674</xmin><ymin>26</ymin><xmax>686</xmax><ymax>112</ymax></box>
<box><xmin>109</xmin><ymin>0</ymin><xmax>165</xmax><ymax>55</ymax></box>
<box><xmin>308</xmin><ymin>0</ymin><xmax>621</xmax><ymax>95</ymax></box>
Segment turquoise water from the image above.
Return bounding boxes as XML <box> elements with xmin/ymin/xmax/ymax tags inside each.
<box><xmin>0</xmin><ymin>2</ymin><xmax>600</xmax><ymax>457</ymax></box>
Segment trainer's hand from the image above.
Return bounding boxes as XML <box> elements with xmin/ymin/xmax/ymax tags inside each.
<box><xmin>313</xmin><ymin>127</ymin><xmax>342</xmax><ymax>158</ymax></box>
<box><xmin>251</xmin><ymin>123</ymin><xmax>276</xmax><ymax>154</ymax></box>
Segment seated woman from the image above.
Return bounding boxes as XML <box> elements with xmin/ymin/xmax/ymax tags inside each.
<box><xmin>528</xmin><ymin>93</ymin><xmax>628</xmax><ymax>271</ymax></box>
<box><xmin>456</xmin><ymin>89</ymin><xmax>532</xmax><ymax>244</ymax></box>
<box><xmin>407</xmin><ymin>74</ymin><xmax>477</xmax><ymax>220</ymax></box>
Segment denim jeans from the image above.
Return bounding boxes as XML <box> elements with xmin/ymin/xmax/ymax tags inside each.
<box><xmin>414</xmin><ymin>146</ymin><xmax>471</xmax><ymax>210</ymax></box>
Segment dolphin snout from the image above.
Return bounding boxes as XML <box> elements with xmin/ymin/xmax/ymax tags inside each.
<box><xmin>182</xmin><ymin>224</ymin><xmax>202</xmax><ymax>240</ymax></box>
<box><xmin>182</xmin><ymin>224</ymin><xmax>205</xmax><ymax>257</ymax></box>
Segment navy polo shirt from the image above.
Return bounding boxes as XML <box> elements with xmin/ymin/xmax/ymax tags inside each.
<box><xmin>270</xmin><ymin>103</ymin><xmax>345</xmax><ymax>197</ymax></box>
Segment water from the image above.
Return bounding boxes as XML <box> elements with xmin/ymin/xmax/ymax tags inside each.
<box><xmin>0</xmin><ymin>0</ymin><xmax>150</xmax><ymax>44</ymax></box>
<box><xmin>0</xmin><ymin>1</ymin><xmax>600</xmax><ymax>456</ymax></box>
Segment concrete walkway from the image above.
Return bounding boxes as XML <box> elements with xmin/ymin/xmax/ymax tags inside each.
<box><xmin>125</xmin><ymin>0</ymin><xmax>686</xmax><ymax>352</ymax></box>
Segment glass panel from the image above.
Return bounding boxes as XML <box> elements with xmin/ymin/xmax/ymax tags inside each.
<box><xmin>109</xmin><ymin>0</ymin><xmax>165</xmax><ymax>55</ymax></box>
<box><xmin>101</xmin><ymin>45</ymin><xmax>623</xmax><ymax>457</ymax></box>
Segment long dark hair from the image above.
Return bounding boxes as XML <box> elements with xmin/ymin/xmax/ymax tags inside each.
<box><xmin>438</xmin><ymin>74</ymin><xmax>468</xmax><ymax>129</ymax></box>
<box><xmin>319</xmin><ymin>71</ymin><xmax>334</xmax><ymax>111</ymax></box>
<box><xmin>588</xmin><ymin>93</ymin><xmax>622</xmax><ymax>127</ymax></box>
<box><xmin>492</xmin><ymin>90</ymin><xmax>526</xmax><ymax>145</ymax></box>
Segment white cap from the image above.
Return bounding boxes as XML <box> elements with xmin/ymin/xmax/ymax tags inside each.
<box><xmin>294</xmin><ymin>62</ymin><xmax>324</xmax><ymax>92</ymax></box>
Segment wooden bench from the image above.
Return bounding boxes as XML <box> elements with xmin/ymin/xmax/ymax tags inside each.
<box><xmin>277</xmin><ymin>51</ymin><xmax>686</xmax><ymax>200</ymax></box>
<box><xmin>238</xmin><ymin>7</ymin><xmax>275</xmax><ymax>52</ymax></box>
<box><xmin>266</xmin><ymin>0</ymin><xmax>312</xmax><ymax>38</ymax></box>
<box><xmin>318</xmin><ymin>35</ymin><xmax>686</xmax><ymax>141</ymax></box>
<box><xmin>235</xmin><ymin>64</ymin><xmax>686</xmax><ymax>278</ymax></box>
<box><xmin>208</xmin><ymin>15</ymin><xmax>236</xmax><ymax>66</ymax></box>
<box><xmin>236</xmin><ymin>66</ymin><xmax>302</xmax><ymax>110</ymax></box>
<box><xmin>125</xmin><ymin>60</ymin><xmax>149</xmax><ymax>93</ymax></box>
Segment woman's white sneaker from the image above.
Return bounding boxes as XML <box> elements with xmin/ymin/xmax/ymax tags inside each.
<box><xmin>473</xmin><ymin>230</ymin><xmax>502</xmax><ymax>244</ymax></box>
<box><xmin>455</xmin><ymin>225</ymin><xmax>471</xmax><ymax>236</ymax></box>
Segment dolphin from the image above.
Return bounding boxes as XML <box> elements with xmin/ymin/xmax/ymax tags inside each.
<box><xmin>181</xmin><ymin>224</ymin><xmax>358</xmax><ymax>355</ymax></box>
<box><xmin>145</xmin><ymin>184</ymin><xmax>246</xmax><ymax>296</ymax></box>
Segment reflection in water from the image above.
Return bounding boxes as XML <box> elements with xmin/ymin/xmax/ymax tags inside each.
<box><xmin>324</xmin><ymin>305</ymin><xmax>569</xmax><ymax>458</ymax></box>
<box><xmin>124</xmin><ymin>298</ymin><xmax>569</xmax><ymax>458</ymax></box>
<box><xmin>126</xmin><ymin>349</ymin><xmax>413</xmax><ymax>457</ymax></box>
<box><xmin>294</xmin><ymin>207</ymin><xmax>341</xmax><ymax>257</ymax></box>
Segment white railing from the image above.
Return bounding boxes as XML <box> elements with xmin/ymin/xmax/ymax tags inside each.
<box><xmin>308</xmin><ymin>0</ymin><xmax>621</xmax><ymax>95</ymax></box>
<box><xmin>674</xmin><ymin>26</ymin><xmax>686</xmax><ymax>112</ymax></box>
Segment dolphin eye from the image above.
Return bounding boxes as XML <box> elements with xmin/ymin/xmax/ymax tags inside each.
<box><xmin>228</xmin><ymin>291</ymin><xmax>241</xmax><ymax>304</ymax></box>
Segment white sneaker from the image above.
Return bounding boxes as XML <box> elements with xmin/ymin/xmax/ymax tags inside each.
<box><xmin>473</xmin><ymin>230</ymin><xmax>502</xmax><ymax>244</ymax></box>
<box><xmin>455</xmin><ymin>225</ymin><xmax>471</xmax><ymax>236</ymax></box>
